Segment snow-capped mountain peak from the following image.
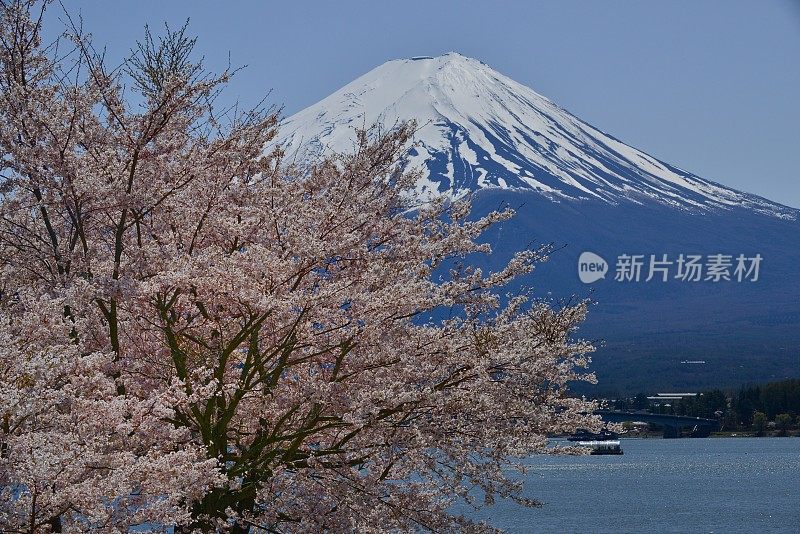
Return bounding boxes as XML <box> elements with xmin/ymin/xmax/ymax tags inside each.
<box><xmin>275</xmin><ymin>53</ymin><xmax>795</xmax><ymax>219</ymax></box>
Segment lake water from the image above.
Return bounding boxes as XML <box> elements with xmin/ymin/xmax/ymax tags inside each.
<box><xmin>455</xmin><ymin>438</ymin><xmax>800</xmax><ymax>533</ymax></box>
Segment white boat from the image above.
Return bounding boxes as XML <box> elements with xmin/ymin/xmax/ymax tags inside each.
<box><xmin>578</xmin><ymin>440</ymin><xmax>623</xmax><ymax>455</ymax></box>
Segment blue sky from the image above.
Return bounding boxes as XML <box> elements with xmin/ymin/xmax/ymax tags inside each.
<box><xmin>46</xmin><ymin>1</ymin><xmax>800</xmax><ymax>207</ymax></box>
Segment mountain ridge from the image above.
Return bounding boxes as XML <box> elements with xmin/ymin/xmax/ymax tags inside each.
<box><xmin>276</xmin><ymin>52</ymin><xmax>797</xmax><ymax>220</ymax></box>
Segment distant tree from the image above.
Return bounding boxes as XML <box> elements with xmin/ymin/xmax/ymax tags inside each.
<box><xmin>704</xmin><ymin>390</ymin><xmax>728</xmax><ymax>418</ymax></box>
<box><xmin>775</xmin><ymin>414</ymin><xmax>794</xmax><ymax>437</ymax></box>
<box><xmin>612</xmin><ymin>397</ymin><xmax>629</xmax><ymax>410</ymax></box>
<box><xmin>0</xmin><ymin>1</ymin><xmax>599</xmax><ymax>531</ymax></box>
<box><xmin>761</xmin><ymin>379</ymin><xmax>800</xmax><ymax>419</ymax></box>
<box><xmin>632</xmin><ymin>393</ymin><xmax>649</xmax><ymax>410</ymax></box>
<box><xmin>752</xmin><ymin>412</ymin><xmax>768</xmax><ymax>436</ymax></box>
<box><xmin>735</xmin><ymin>386</ymin><xmax>763</xmax><ymax>426</ymax></box>
<box><xmin>721</xmin><ymin>410</ymin><xmax>739</xmax><ymax>432</ymax></box>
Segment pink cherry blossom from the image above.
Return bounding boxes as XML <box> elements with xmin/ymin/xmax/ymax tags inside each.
<box><xmin>0</xmin><ymin>2</ymin><xmax>599</xmax><ymax>531</ymax></box>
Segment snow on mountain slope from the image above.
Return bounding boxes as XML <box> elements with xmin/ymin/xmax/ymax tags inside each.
<box><xmin>275</xmin><ymin>53</ymin><xmax>796</xmax><ymax>219</ymax></box>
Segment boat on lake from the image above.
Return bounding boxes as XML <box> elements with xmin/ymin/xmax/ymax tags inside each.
<box><xmin>578</xmin><ymin>440</ymin><xmax>624</xmax><ymax>455</ymax></box>
<box><xmin>568</xmin><ymin>428</ymin><xmax>619</xmax><ymax>442</ymax></box>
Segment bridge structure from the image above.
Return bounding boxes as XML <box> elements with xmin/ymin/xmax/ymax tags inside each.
<box><xmin>595</xmin><ymin>410</ymin><xmax>720</xmax><ymax>438</ymax></box>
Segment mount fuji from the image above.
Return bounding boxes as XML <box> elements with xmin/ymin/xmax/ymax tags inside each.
<box><xmin>275</xmin><ymin>53</ymin><xmax>800</xmax><ymax>393</ymax></box>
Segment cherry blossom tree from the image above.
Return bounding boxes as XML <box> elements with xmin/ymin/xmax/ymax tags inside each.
<box><xmin>0</xmin><ymin>1</ymin><xmax>599</xmax><ymax>531</ymax></box>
